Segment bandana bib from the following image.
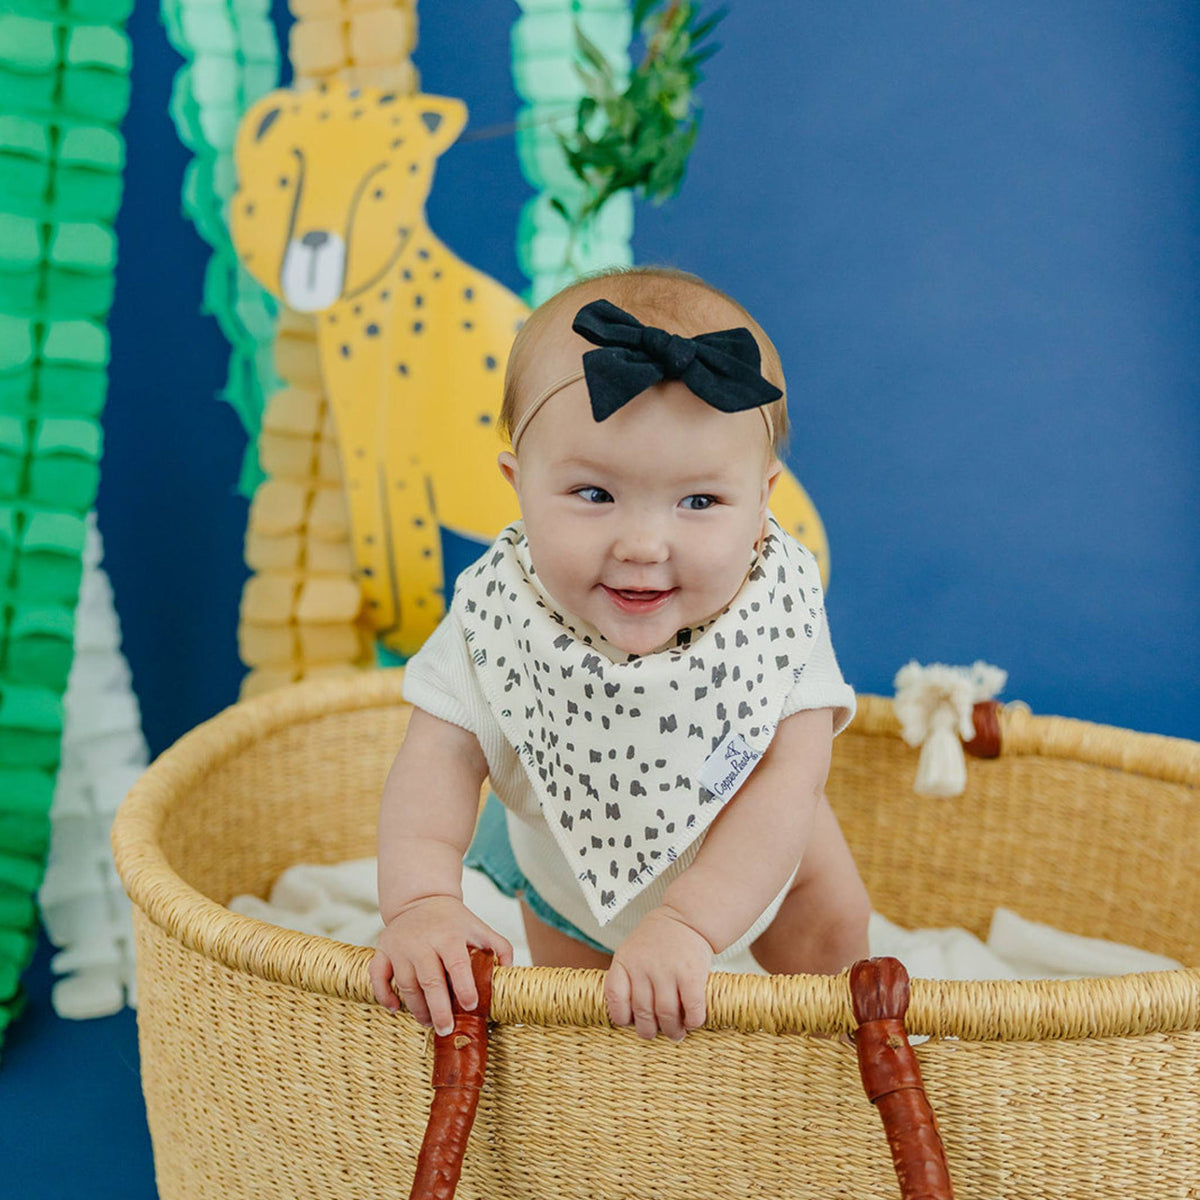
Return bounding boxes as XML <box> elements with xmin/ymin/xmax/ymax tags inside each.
<box><xmin>453</xmin><ymin>516</ymin><xmax>826</xmax><ymax>926</ymax></box>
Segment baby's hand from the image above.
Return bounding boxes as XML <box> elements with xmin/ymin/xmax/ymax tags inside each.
<box><xmin>605</xmin><ymin>906</ymin><xmax>714</xmax><ymax>1041</ymax></box>
<box><xmin>370</xmin><ymin>895</ymin><xmax>513</xmax><ymax>1034</ymax></box>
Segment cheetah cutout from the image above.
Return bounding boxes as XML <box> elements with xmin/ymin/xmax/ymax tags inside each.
<box><xmin>232</xmin><ymin>81</ymin><xmax>528</xmax><ymax>655</ymax></box>
<box><xmin>231</xmin><ymin>81</ymin><xmax>830</xmax><ymax>656</ymax></box>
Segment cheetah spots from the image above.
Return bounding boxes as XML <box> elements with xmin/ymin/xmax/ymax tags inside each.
<box><xmin>365</xmin><ymin>323</ymin><xmax>380</xmax><ymax>337</ymax></box>
<box><xmin>413</xmin><ymin>321</ymin><xmax>424</xmax><ymax>334</ymax></box>
<box><xmin>340</xmin><ymin>344</ymin><xmax>351</xmax><ymax>358</ymax></box>
<box><xmin>243</xmin><ymin>202</ymin><xmax>255</xmax><ymax>217</ymax></box>
<box><xmin>478</xmin><ymin>414</ymin><xmax>492</xmax><ymax>425</ymax></box>
<box><xmin>462</xmin><ymin>320</ymin><xmax>473</xmax><ymax>330</ymax></box>
<box><xmin>420</xmin><ymin>111</ymin><xmax>443</xmax><ymax>134</ymax></box>
<box><xmin>277</xmin><ymin>175</ymin><xmax>289</xmax><ymax>188</ymax></box>
<box><xmin>417</xmin><ymin>247</ymin><xmax>430</xmax><ymax>259</ymax></box>
<box><xmin>390</xmin><ymin>137</ymin><xmax>404</xmax><ymax>149</ymax></box>
<box><xmin>414</xmin><ymin>295</ymin><xmax>423</xmax><ymax>307</ymax></box>
<box><xmin>484</xmin><ymin>355</ymin><xmax>497</xmax><ymax>370</ymax></box>
<box><xmin>395</xmin><ymin>363</ymin><xmax>409</xmax><ymax>376</ymax></box>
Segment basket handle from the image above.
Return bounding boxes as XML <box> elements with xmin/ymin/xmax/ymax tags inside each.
<box><xmin>408</xmin><ymin>947</ymin><xmax>495</xmax><ymax>1200</ymax></box>
<box><xmin>851</xmin><ymin>956</ymin><xmax>955</xmax><ymax>1200</ymax></box>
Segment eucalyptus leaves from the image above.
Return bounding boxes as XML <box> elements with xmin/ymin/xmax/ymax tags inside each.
<box><xmin>552</xmin><ymin>0</ymin><xmax>726</xmax><ymax>245</ymax></box>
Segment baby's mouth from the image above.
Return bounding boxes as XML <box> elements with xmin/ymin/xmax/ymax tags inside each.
<box><xmin>602</xmin><ymin>586</ymin><xmax>677</xmax><ymax>614</ymax></box>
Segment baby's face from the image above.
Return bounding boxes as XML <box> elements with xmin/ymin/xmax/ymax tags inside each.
<box><xmin>500</xmin><ymin>371</ymin><xmax>780</xmax><ymax>656</ymax></box>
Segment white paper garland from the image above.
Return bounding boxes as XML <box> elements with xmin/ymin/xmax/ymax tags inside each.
<box><xmin>37</xmin><ymin>514</ymin><xmax>148</xmax><ymax>1018</ymax></box>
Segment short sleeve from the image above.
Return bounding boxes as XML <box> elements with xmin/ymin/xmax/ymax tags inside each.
<box><xmin>777</xmin><ymin>606</ymin><xmax>856</xmax><ymax>735</ymax></box>
<box><xmin>400</xmin><ymin>611</ymin><xmax>485</xmax><ymax>736</ymax></box>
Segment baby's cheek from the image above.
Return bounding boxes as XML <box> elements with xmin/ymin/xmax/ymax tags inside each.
<box><xmin>697</xmin><ymin>546</ymin><xmax>751</xmax><ymax>600</ymax></box>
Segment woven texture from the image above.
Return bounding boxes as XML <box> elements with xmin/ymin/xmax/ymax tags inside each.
<box><xmin>112</xmin><ymin>670</ymin><xmax>1200</xmax><ymax>1199</ymax></box>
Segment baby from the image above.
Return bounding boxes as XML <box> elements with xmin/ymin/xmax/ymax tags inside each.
<box><xmin>370</xmin><ymin>264</ymin><xmax>870</xmax><ymax>1041</ymax></box>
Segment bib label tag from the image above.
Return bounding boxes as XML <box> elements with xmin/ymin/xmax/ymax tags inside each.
<box><xmin>697</xmin><ymin>732</ymin><xmax>762</xmax><ymax>802</ymax></box>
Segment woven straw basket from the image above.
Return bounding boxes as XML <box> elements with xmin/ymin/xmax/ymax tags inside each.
<box><xmin>111</xmin><ymin>670</ymin><xmax>1200</xmax><ymax>1199</ymax></box>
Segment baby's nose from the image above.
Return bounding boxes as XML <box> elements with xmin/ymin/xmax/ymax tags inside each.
<box><xmin>613</xmin><ymin>520</ymin><xmax>669</xmax><ymax>564</ymax></box>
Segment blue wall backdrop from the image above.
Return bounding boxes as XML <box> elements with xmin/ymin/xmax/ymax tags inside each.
<box><xmin>3</xmin><ymin>3</ymin><xmax>1196</xmax><ymax>1198</ymax></box>
<box><xmin>98</xmin><ymin>0</ymin><xmax>1198</xmax><ymax>755</ymax></box>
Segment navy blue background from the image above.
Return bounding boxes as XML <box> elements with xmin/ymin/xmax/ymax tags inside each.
<box><xmin>4</xmin><ymin>3</ymin><xmax>1196</xmax><ymax>1197</ymax></box>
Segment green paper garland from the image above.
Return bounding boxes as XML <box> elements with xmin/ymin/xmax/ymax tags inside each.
<box><xmin>512</xmin><ymin>0</ymin><xmax>635</xmax><ymax>306</ymax></box>
<box><xmin>0</xmin><ymin>0</ymin><xmax>134</xmax><ymax>1054</ymax></box>
<box><xmin>160</xmin><ymin>0</ymin><xmax>281</xmax><ymax>495</ymax></box>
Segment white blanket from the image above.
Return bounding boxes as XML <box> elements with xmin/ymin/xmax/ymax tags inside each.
<box><xmin>228</xmin><ymin>858</ymin><xmax>1182</xmax><ymax>980</ymax></box>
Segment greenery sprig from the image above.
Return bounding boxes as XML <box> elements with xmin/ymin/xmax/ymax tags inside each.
<box><xmin>551</xmin><ymin>0</ymin><xmax>726</xmax><ymax>263</ymax></box>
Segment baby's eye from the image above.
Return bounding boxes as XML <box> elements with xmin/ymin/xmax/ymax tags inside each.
<box><xmin>680</xmin><ymin>494</ymin><xmax>718</xmax><ymax>510</ymax></box>
<box><xmin>574</xmin><ymin>486</ymin><xmax>613</xmax><ymax>504</ymax></box>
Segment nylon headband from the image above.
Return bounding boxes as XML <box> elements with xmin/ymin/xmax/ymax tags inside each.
<box><xmin>509</xmin><ymin>368</ymin><xmax>775</xmax><ymax>454</ymax></box>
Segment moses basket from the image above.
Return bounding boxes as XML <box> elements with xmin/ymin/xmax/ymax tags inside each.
<box><xmin>111</xmin><ymin>670</ymin><xmax>1200</xmax><ymax>1199</ymax></box>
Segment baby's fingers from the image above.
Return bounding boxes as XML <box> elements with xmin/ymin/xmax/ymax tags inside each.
<box><xmin>386</xmin><ymin>957</ymin><xmax>434</xmax><ymax>1028</ymax></box>
<box><xmin>478</xmin><ymin>926</ymin><xmax>515</xmax><ymax>968</ymax></box>
<box><xmin>466</xmin><ymin>922</ymin><xmax>514</xmax><ymax>969</ymax></box>
<box><xmin>439</xmin><ymin>943</ymin><xmax>480</xmax><ymax>1017</ymax></box>
<box><xmin>628</xmin><ymin>971</ymin><xmax>660</xmax><ymax>1041</ymax></box>
<box><xmin>652</xmin><ymin>974</ymin><xmax>687</xmax><ymax>1043</ymax></box>
<box><xmin>412</xmin><ymin>950</ymin><xmax>458</xmax><ymax>1036</ymax></box>
<box><xmin>604</xmin><ymin>961</ymin><xmax>633</xmax><ymax>1029</ymax></box>
<box><xmin>679</xmin><ymin>975</ymin><xmax>707</xmax><ymax>1034</ymax></box>
<box><xmin>369</xmin><ymin>949</ymin><xmax>401</xmax><ymax>1012</ymax></box>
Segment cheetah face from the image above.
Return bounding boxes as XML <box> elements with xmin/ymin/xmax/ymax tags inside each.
<box><xmin>231</xmin><ymin>82</ymin><xmax>468</xmax><ymax>312</ymax></box>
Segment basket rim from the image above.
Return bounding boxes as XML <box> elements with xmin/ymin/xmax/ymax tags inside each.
<box><xmin>111</xmin><ymin>670</ymin><xmax>1200</xmax><ymax>1041</ymax></box>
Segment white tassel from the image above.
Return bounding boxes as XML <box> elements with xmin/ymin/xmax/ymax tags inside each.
<box><xmin>893</xmin><ymin>660</ymin><xmax>1005</xmax><ymax>798</ymax></box>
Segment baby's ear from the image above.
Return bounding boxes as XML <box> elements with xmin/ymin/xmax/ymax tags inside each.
<box><xmin>762</xmin><ymin>456</ymin><xmax>783</xmax><ymax>506</ymax></box>
<box><xmin>764</xmin><ymin>456</ymin><xmax>784</xmax><ymax>497</ymax></box>
<box><xmin>759</xmin><ymin>457</ymin><xmax>783</xmax><ymax>540</ymax></box>
<box><xmin>497</xmin><ymin>451</ymin><xmax>519</xmax><ymax>494</ymax></box>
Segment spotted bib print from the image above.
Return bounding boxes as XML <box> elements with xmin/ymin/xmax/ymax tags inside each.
<box><xmin>454</xmin><ymin>515</ymin><xmax>826</xmax><ymax>926</ymax></box>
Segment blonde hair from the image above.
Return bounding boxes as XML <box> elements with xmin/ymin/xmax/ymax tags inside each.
<box><xmin>500</xmin><ymin>264</ymin><xmax>790</xmax><ymax>456</ymax></box>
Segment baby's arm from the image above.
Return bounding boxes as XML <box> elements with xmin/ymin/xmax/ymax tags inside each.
<box><xmin>604</xmin><ymin>706</ymin><xmax>836</xmax><ymax>1040</ymax></box>
<box><xmin>370</xmin><ymin>707</ymin><xmax>514</xmax><ymax>1033</ymax></box>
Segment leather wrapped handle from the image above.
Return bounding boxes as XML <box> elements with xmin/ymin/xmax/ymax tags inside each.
<box><xmin>963</xmin><ymin>699</ymin><xmax>1002</xmax><ymax>758</ymax></box>
<box><xmin>408</xmin><ymin>947</ymin><xmax>495</xmax><ymax>1200</ymax></box>
<box><xmin>851</xmin><ymin>957</ymin><xmax>955</xmax><ymax>1200</ymax></box>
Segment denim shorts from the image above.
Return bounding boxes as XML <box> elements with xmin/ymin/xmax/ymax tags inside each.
<box><xmin>465</xmin><ymin>793</ymin><xmax>611</xmax><ymax>955</ymax></box>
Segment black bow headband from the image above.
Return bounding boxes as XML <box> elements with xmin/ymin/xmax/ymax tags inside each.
<box><xmin>572</xmin><ymin>298</ymin><xmax>783</xmax><ymax>421</ymax></box>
